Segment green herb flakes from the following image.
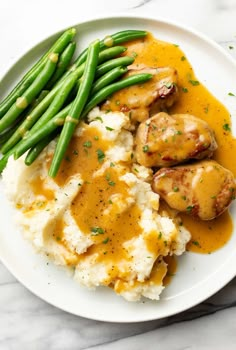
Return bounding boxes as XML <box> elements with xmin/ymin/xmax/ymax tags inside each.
<box><xmin>83</xmin><ymin>140</ymin><xmax>92</xmax><ymax>148</ymax></box>
<box><xmin>95</xmin><ymin>116</ymin><xmax>103</xmax><ymax>123</ymax></box>
<box><xmin>105</xmin><ymin>126</ymin><xmax>114</xmax><ymax>131</ymax></box>
<box><xmin>189</xmin><ymin>80</ymin><xmax>200</xmax><ymax>86</ymax></box>
<box><xmin>96</xmin><ymin>149</ymin><xmax>105</xmax><ymax>163</ymax></box>
<box><xmin>223</xmin><ymin>123</ymin><xmax>231</xmax><ymax>132</ymax></box>
<box><xmin>91</xmin><ymin>227</ymin><xmax>105</xmax><ymax>235</ymax></box>
<box><xmin>186</xmin><ymin>205</ymin><xmax>195</xmax><ymax>212</ymax></box>
<box><xmin>182</xmin><ymin>87</ymin><xmax>188</xmax><ymax>93</ymax></box>
<box><xmin>143</xmin><ymin>145</ymin><xmax>149</xmax><ymax>153</ymax></box>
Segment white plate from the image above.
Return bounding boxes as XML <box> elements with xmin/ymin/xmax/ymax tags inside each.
<box><xmin>0</xmin><ymin>14</ymin><xmax>236</xmax><ymax>323</ymax></box>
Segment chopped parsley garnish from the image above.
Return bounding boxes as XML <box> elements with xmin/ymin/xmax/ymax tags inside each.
<box><xmin>182</xmin><ymin>87</ymin><xmax>188</xmax><ymax>93</ymax></box>
<box><xmin>105</xmin><ymin>126</ymin><xmax>114</xmax><ymax>131</ymax></box>
<box><xmin>189</xmin><ymin>80</ymin><xmax>200</xmax><ymax>86</ymax></box>
<box><xmin>158</xmin><ymin>232</ymin><xmax>162</xmax><ymax>239</ymax></box>
<box><xmin>181</xmin><ymin>196</ymin><xmax>187</xmax><ymax>200</ymax></box>
<box><xmin>164</xmin><ymin>82</ymin><xmax>173</xmax><ymax>89</ymax></box>
<box><xmin>108</xmin><ymin>181</ymin><xmax>116</xmax><ymax>186</ymax></box>
<box><xmin>83</xmin><ymin>140</ymin><xmax>92</xmax><ymax>148</ymax></box>
<box><xmin>211</xmin><ymin>195</ymin><xmax>216</xmax><ymax>199</ymax></box>
<box><xmin>181</xmin><ymin>56</ymin><xmax>186</xmax><ymax>61</ymax></box>
<box><xmin>228</xmin><ymin>92</ymin><xmax>235</xmax><ymax>96</ymax></box>
<box><xmin>91</xmin><ymin>227</ymin><xmax>105</xmax><ymax>235</ymax></box>
<box><xmin>175</xmin><ymin>130</ymin><xmax>182</xmax><ymax>135</ymax></box>
<box><xmin>95</xmin><ymin>116</ymin><xmax>103</xmax><ymax>123</ymax></box>
<box><xmin>143</xmin><ymin>145</ymin><xmax>149</xmax><ymax>153</ymax></box>
<box><xmin>73</xmin><ymin>150</ymin><xmax>78</xmax><ymax>155</ymax></box>
<box><xmin>223</xmin><ymin>123</ymin><xmax>231</xmax><ymax>132</ymax></box>
<box><xmin>132</xmin><ymin>51</ymin><xmax>138</xmax><ymax>58</ymax></box>
<box><xmin>102</xmin><ymin>237</ymin><xmax>110</xmax><ymax>244</ymax></box>
<box><xmin>173</xmin><ymin>187</ymin><xmax>179</xmax><ymax>192</ymax></box>
<box><xmin>192</xmin><ymin>240</ymin><xmax>200</xmax><ymax>246</ymax></box>
<box><xmin>94</xmin><ymin>135</ymin><xmax>99</xmax><ymax>140</ymax></box>
<box><xmin>115</xmin><ymin>100</ymin><xmax>120</xmax><ymax>106</ymax></box>
<box><xmin>96</xmin><ymin>149</ymin><xmax>105</xmax><ymax>163</ymax></box>
<box><xmin>105</xmin><ymin>173</ymin><xmax>111</xmax><ymax>181</ymax></box>
<box><xmin>229</xmin><ymin>46</ymin><xmax>234</xmax><ymax>50</ymax></box>
<box><xmin>110</xmin><ymin>162</ymin><xmax>115</xmax><ymax>167</ymax></box>
<box><xmin>173</xmin><ymin>43</ymin><xmax>179</xmax><ymax>47</ymax></box>
<box><xmin>186</xmin><ymin>205</ymin><xmax>195</xmax><ymax>212</ymax></box>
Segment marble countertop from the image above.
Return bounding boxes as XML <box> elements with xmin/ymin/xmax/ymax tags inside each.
<box><xmin>1</xmin><ymin>0</ymin><xmax>236</xmax><ymax>349</ymax></box>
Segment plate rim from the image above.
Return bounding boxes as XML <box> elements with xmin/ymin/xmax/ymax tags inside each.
<box><xmin>0</xmin><ymin>13</ymin><xmax>236</xmax><ymax>323</ymax></box>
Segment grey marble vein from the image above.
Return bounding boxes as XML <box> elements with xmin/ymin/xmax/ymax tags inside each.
<box><xmin>132</xmin><ymin>0</ymin><xmax>153</xmax><ymax>9</ymax></box>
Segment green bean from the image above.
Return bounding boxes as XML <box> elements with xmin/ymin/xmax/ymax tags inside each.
<box><xmin>14</xmin><ymin>73</ymin><xmax>153</xmax><ymax>161</ymax></box>
<box><xmin>21</xmin><ymin>46</ymin><xmax>127</xmax><ymax>134</ymax></box>
<box><xmin>0</xmin><ymin>90</ymin><xmax>48</xmax><ymax>152</ymax></box>
<box><xmin>14</xmin><ymin>104</ymin><xmax>71</xmax><ymax>160</ymax></box>
<box><xmin>60</xmin><ymin>46</ymin><xmax>127</xmax><ymax>84</ymax></box>
<box><xmin>1</xmin><ymin>60</ymin><xmax>81</xmax><ymax>154</ymax></box>
<box><xmin>95</xmin><ymin>56</ymin><xmax>134</xmax><ymax>78</ymax></box>
<box><xmin>46</xmin><ymin>41</ymin><xmax>76</xmax><ymax>89</ymax></box>
<box><xmin>0</xmin><ymin>53</ymin><xmax>59</xmax><ymax>134</ymax></box>
<box><xmin>25</xmin><ymin>132</ymin><xmax>58</xmax><ymax>166</ymax></box>
<box><xmin>81</xmin><ymin>73</ymin><xmax>152</xmax><ymax>118</ymax></box>
<box><xmin>91</xmin><ymin>66</ymin><xmax>128</xmax><ymax>96</ymax></box>
<box><xmin>75</xmin><ymin>30</ymin><xmax>147</xmax><ymax>66</ymax></box>
<box><xmin>0</xmin><ymin>148</ymin><xmax>16</xmax><ymax>173</ymax></box>
<box><xmin>0</xmin><ymin>28</ymin><xmax>76</xmax><ymax>119</ymax></box>
<box><xmin>0</xmin><ymin>123</ymin><xmax>20</xmax><ymax>146</ymax></box>
<box><xmin>49</xmin><ymin>39</ymin><xmax>100</xmax><ymax>177</ymax></box>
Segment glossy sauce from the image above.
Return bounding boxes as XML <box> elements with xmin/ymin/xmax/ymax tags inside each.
<box><xmin>29</xmin><ymin>34</ymin><xmax>236</xmax><ymax>292</ymax></box>
<box><xmin>54</xmin><ymin>125</ymin><xmax>144</xmax><ymax>284</ymax></box>
<box><xmin>108</xmin><ymin>33</ymin><xmax>236</xmax><ymax>254</ymax></box>
<box><xmin>30</xmin><ymin>176</ymin><xmax>54</xmax><ymax>201</ymax></box>
<box><xmin>163</xmin><ymin>255</ymin><xmax>177</xmax><ymax>285</ymax></box>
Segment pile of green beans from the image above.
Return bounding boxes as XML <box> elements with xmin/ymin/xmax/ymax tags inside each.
<box><xmin>0</xmin><ymin>28</ymin><xmax>152</xmax><ymax>176</ymax></box>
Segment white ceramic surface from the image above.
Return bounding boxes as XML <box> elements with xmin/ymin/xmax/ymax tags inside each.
<box><xmin>0</xmin><ymin>15</ymin><xmax>236</xmax><ymax>324</ymax></box>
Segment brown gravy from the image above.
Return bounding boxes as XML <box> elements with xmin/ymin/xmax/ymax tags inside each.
<box><xmin>107</xmin><ymin>33</ymin><xmax>236</xmax><ymax>254</ymax></box>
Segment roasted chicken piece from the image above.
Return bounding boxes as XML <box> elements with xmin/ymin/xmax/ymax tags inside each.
<box><xmin>102</xmin><ymin>65</ymin><xmax>178</xmax><ymax>123</ymax></box>
<box><xmin>135</xmin><ymin>112</ymin><xmax>217</xmax><ymax>167</ymax></box>
<box><xmin>152</xmin><ymin>160</ymin><xmax>236</xmax><ymax>220</ymax></box>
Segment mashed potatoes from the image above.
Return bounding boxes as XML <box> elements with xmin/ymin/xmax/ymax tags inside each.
<box><xmin>2</xmin><ymin>108</ymin><xmax>190</xmax><ymax>301</ymax></box>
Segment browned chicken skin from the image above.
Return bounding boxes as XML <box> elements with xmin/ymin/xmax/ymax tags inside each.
<box><xmin>152</xmin><ymin>160</ymin><xmax>236</xmax><ymax>220</ymax></box>
<box><xmin>135</xmin><ymin>112</ymin><xmax>218</xmax><ymax>167</ymax></box>
<box><xmin>102</xmin><ymin>65</ymin><xmax>178</xmax><ymax>123</ymax></box>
